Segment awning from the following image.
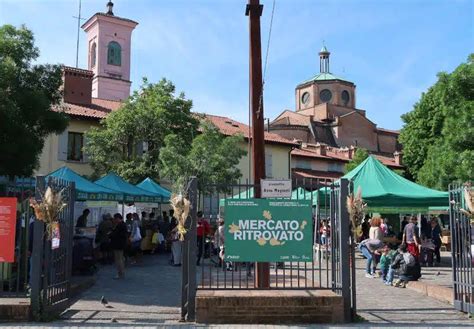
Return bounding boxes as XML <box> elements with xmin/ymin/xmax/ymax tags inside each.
<box><xmin>47</xmin><ymin>167</ymin><xmax>122</xmax><ymax>201</ymax></box>
<box><xmin>136</xmin><ymin>178</ymin><xmax>171</xmax><ymax>203</ymax></box>
<box><xmin>95</xmin><ymin>173</ymin><xmax>163</xmax><ymax>203</ymax></box>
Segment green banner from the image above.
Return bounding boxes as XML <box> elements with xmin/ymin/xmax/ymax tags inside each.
<box><xmin>224</xmin><ymin>199</ymin><xmax>313</xmax><ymax>262</ymax></box>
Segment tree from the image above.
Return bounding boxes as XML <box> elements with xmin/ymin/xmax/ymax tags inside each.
<box><xmin>0</xmin><ymin>25</ymin><xmax>68</xmax><ymax>177</ymax></box>
<box><xmin>85</xmin><ymin>78</ymin><xmax>199</xmax><ymax>183</ymax></box>
<box><xmin>159</xmin><ymin>121</ymin><xmax>247</xmax><ymax>193</ymax></box>
<box><xmin>399</xmin><ymin>55</ymin><xmax>474</xmax><ymax>190</ymax></box>
<box><xmin>344</xmin><ymin>149</ymin><xmax>369</xmax><ymax>173</ymax></box>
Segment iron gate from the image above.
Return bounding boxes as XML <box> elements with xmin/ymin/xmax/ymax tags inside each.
<box><xmin>449</xmin><ymin>182</ymin><xmax>474</xmax><ymax>313</ymax></box>
<box><xmin>181</xmin><ymin>177</ymin><xmax>355</xmax><ymax>322</ymax></box>
<box><xmin>30</xmin><ymin>176</ymin><xmax>75</xmax><ymax>320</ymax></box>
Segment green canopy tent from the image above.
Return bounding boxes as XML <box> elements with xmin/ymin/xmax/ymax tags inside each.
<box><xmin>47</xmin><ymin>167</ymin><xmax>123</xmax><ymax>201</ymax></box>
<box><xmin>95</xmin><ymin>173</ymin><xmax>163</xmax><ymax>203</ymax></box>
<box><xmin>316</xmin><ymin>156</ymin><xmax>449</xmax><ymax>213</ymax></box>
<box><xmin>136</xmin><ymin>178</ymin><xmax>171</xmax><ymax>203</ymax></box>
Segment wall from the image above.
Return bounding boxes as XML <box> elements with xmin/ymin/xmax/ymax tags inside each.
<box><xmin>269</xmin><ymin>127</ymin><xmax>313</xmax><ymax>143</ymax></box>
<box><xmin>36</xmin><ymin>119</ymin><xmax>99</xmax><ymax>177</ymax></box>
<box><xmin>334</xmin><ymin>113</ymin><xmax>377</xmax><ymax>151</ymax></box>
<box><xmin>377</xmin><ymin>133</ymin><xmax>398</xmax><ymax>154</ymax></box>
<box><xmin>237</xmin><ymin>142</ymin><xmax>292</xmax><ymax>183</ymax></box>
<box><xmin>292</xmin><ymin>157</ymin><xmax>345</xmax><ymax>173</ymax></box>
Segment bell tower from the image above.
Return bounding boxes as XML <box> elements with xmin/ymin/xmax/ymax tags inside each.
<box><xmin>81</xmin><ymin>2</ymin><xmax>138</xmax><ymax>101</ymax></box>
<box><xmin>319</xmin><ymin>45</ymin><xmax>330</xmax><ymax>73</ymax></box>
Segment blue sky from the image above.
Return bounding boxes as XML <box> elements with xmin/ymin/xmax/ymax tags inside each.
<box><xmin>1</xmin><ymin>0</ymin><xmax>472</xmax><ymax>130</ymax></box>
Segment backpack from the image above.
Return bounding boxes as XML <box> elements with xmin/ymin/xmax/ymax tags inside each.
<box><xmin>403</xmin><ymin>252</ymin><xmax>416</xmax><ymax>267</ymax></box>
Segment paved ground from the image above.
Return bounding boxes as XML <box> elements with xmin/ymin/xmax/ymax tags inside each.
<box><xmin>3</xmin><ymin>252</ymin><xmax>472</xmax><ymax>328</ymax></box>
<box><xmin>59</xmin><ymin>253</ymin><xmax>182</xmax><ymax>325</ymax></box>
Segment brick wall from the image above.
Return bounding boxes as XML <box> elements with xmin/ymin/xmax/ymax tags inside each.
<box><xmin>196</xmin><ymin>290</ymin><xmax>345</xmax><ymax>324</ymax></box>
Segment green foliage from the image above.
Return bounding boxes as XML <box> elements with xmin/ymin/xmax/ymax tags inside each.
<box><xmin>85</xmin><ymin>78</ymin><xmax>199</xmax><ymax>183</ymax></box>
<box><xmin>345</xmin><ymin>149</ymin><xmax>369</xmax><ymax>173</ymax></box>
<box><xmin>399</xmin><ymin>54</ymin><xmax>474</xmax><ymax>189</ymax></box>
<box><xmin>0</xmin><ymin>25</ymin><xmax>68</xmax><ymax>176</ymax></box>
<box><xmin>160</xmin><ymin>121</ymin><xmax>247</xmax><ymax>193</ymax></box>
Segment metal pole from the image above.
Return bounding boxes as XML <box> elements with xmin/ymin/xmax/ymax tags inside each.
<box><xmin>246</xmin><ymin>0</ymin><xmax>269</xmax><ymax>289</ymax></box>
<box><xmin>339</xmin><ymin>178</ymin><xmax>351</xmax><ymax>322</ymax></box>
<box><xmin>187</xmin><ymin>177</ymin><xmax>198</xmax><ymax>321</ymax></box>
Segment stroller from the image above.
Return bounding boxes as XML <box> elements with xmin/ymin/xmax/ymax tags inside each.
<box><xmin>72</xmin><ymin>236</ymin><xmax>96</xmax><ymax>275</ymax></box>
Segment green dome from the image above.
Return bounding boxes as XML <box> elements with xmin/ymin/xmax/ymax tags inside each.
<box><xmin>320</xmin><ymin>45</ymin><xmax>329</xmax><ymax>53</ymax></box>
<box><xmin>299</xmin><ymin>72</ymin><xmax>352</xmax><ymax>86</ymax></box>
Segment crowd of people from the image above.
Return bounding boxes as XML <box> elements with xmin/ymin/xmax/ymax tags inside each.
<box><xmin>77</xmin><ymin>209</ymin><xmax>183</xmax><ymax>280</ymax></box>
<box><xmin>358</xmin><ymin>215</ymin><xmax>443</xmax><ymax>288</ymax></box>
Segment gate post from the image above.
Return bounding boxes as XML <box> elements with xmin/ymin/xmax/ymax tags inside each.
<box><xmin>30</xmin><ymin>176</ymin><xmax>45</xmax><ymax>319</ymax></box>
<box><xmin>338</xmin><ymin>178</ymin><xmax>351</xmax><ymax>322</ymax></box>
<box><xmin>181</xmin><ymin>177</ymin><xmax>198</xmax><ymax>321</ymax></box>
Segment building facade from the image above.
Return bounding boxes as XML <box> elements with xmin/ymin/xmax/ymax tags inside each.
<box><xmin>269</xmin><ymin>46</ymin><xmax>403</xmax><ymax>180</ymax></box>
<box><xmin>36</xmin><ymin>2</ymin><xmax>136</xmax><ymax>176</ymax></box>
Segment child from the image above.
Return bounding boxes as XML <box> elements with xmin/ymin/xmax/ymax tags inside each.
<box><xmin>379</xmin><ymin>245</ymin><xmax>396</xmax><ymax>282</ymax></box>
<box><xmin>420</xmin><ymin>234</ymin><xmax>435</xmax><ymax>266</ymax></box>
<box><xmin>151</xmin><ymin>226</ymin><xmax>165</xmax><ymax>254</ymax></box>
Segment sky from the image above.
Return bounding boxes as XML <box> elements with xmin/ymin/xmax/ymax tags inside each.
<box><xmin>1</xmin><ymin>0</ymin><xmax>472</xmax><ymax>130</ymax></box>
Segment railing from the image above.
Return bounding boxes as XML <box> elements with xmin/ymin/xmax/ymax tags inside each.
<box><xmin>0</xmin><ymin>178</ymin><xmax>35</xmax><ymax>297</ymax></box>
<box><xmin>449</xmin><ymin>182</ymin><xmax>474</xmax><ymax>313</ymax></box>
<box><xmin>194</xmin><ymin>178</ymin><xmax>351</xmax><ymax>293</ymax></box>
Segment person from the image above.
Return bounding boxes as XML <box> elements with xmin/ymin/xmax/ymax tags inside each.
<box><xmin>360</xmin><ymin>216</ymin><xmax>370</xmax><ymax>242</ymax></box>
<box><xmin>430</xmin><ymin>218</ymin><xmax>442</xmax><ymax>265</ymax></box>
<box><xmin>130</xmin><ymin>213</ymin><xmax>142</xmax><ymax>264</ymax></box>
<box><xmin>95</xmin><ymin>213</ymin><xmax>113</xmax><ymax>264</ymax></box>
<box><xmin>76</xmin><ymin>209</ymin><xmax>90</xmax><ymax>228</ymax></box>
<box><xmin>385</xmin><ymin>243</ymin><xmax>421</xmax><ymax>287</ymax></box>
<box><xmin>320</xmin><ymin>220</ymin><xmax>328</xmax><ymax>245</ymax></box>
<box><xmin>402</xmin><ymin>216</ymin><xmax>420</xmax><ymax>259</ymax></box>
<box><xmin>380</xmin><ymin>218</ymin><xmax>389</xmax><ymax>236</ymax></box>
<box><xmin>197</xmin><ymin>211</ymin><xmax>211</xmax><ymax>266</ymax></box>
<box><xmin>213</xmin><ymin>218</ymin><xmax>225</xmax><ymax>267</ymax></box>
<box><xmin>141</xmin><ymin>211</ymin><xmax>148</xmax><ymax>222</ymax></box>
<box><xmin>109</xmin><ymin>213</ymin><xmax>128</xmax><ymax>279</ymax></box>
<box><xmin>159</xmin><ymin>213</ymin><xmax>171</xmax><ymax>241</ymax></box>
<box><xmin>420</xmin><ymin>234</ymin><xmax>435</xmax><ymax>266</ymax></box>
<box><xmin>399</xmin><ymin>216</ymin><xmax>409</xmax><ymax>240</ymax></box>
<box><xmin>170</xmin><ymin>225</ymin><xmax>182</xmax><ymax>266</ymax></box>
<box><xmin>151</xmin><ymin>226</ymin><xmax>165</xmax><ymax>254</ymax></box>
<box><xmin>379</xmin><ymin>245</ymin><xmax>397</xmax><ymax>281</ymax></box>
<box><xmin>369</xmin><ymin>216</ymin><xmax>384</xmax><ymax>274</ymax></box>
<box><xmin>358</xmin><ymin>238</ymin><xmax>383</xmax><ymax>278</ymax></box>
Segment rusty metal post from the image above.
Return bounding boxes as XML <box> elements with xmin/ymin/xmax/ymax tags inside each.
<box><xmin>246</xmin><ymin>0</ymin><xmax>269</xmax><ymax>288</ymax></box>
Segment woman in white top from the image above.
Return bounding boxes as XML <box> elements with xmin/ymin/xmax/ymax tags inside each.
<box><xmin>368</xmin><ymin>216</ymin><xmax>383</xmax><ymax>275</ymax></box>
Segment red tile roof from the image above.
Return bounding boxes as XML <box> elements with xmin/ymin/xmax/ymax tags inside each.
<box><xmin>272</xmin><ymin>110</ymin><xmax>311</xmax><ymax>126</ymax></box>
<box><xmin>54</xmin><ymin>98</ymin><xmax>122</xmax><ymax>119</ymax></box>
<box><xmin>292</xmin><ymin>168</ymin><xmax>343</xmax><ymax>181</ymax></box>
<box><xmin>204</xmin><ymin>114</ymin><xmax>298</xmax><ymax>146</ymax></box>
<box><xmin>377</xmin><ymin>127</ymin><xmax>400</xmax><ymax>135</ymax></box>
<box><xmin>292</xmin><ymin>146</ymin><xmax>403</xmax><ymax>169</ymax></box>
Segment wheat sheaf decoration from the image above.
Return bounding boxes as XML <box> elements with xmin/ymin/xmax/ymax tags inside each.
<box><xmin>346</xmin><ymin>186</ymin><xmax>367</xmax><ymax>241</ymax></box>
<box><xmin>460</xmin><ymin>183</ymin><xmax>473</xmax><ymax>224</ymax></box>
<box><xmin>170</xmin><ymin>193</ymin><xmax>191</xmax><ymax>241</ymax></box>
<box><xmin>29</xmin><ymin>187</ymin><xmax>67</xmax><ymax>239</ymax></box>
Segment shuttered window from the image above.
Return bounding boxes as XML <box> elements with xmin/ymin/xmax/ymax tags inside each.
<box><xmin>67</xmin><ymin>132</ymin><xmax>83</xmax><ymax>161</ymax></box>
<box><xmin>265</xmin><ymin>152</ymin><xmax>273</xmax><ymax>178</ymax></box>
<box><xmin>107</xmin><ymin>41</ymin><xmax>121</xmax><ymax>66</ymax></box>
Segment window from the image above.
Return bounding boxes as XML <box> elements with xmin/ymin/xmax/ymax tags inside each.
<box><xmin>265</xmin><ymin>152</ymin><xmax>273</xmax><ymax>178</ymax></box>
<box><xmin>320</xmin><ymin>89</ymin><xmax>332</xmax><ymax>103</ymax></box>
<box><xmin>67</xmin><ymin>132</ymin><xmax>84</xmax><ymax>161</ymax></box>
<box><xmin>107</xmin><ymin>41</ymin><xmax>121</xmax><ymax>66</ymax></box>
<box><xmin>90</xmin><ymin>42</ymin><xmax>97</xmax><ymax>68</ymax></box>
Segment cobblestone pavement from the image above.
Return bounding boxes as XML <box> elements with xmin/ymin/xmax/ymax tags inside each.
<box><xmin>354</xmin><ymin>255</ymin><xmax>472</xmax><ymax>326</ymax></box>
<box><xmin>58</xmin><ymin>253</ymin><xmax>182</xmax><ymax>325</ymax></box>
<box><xmin>4</xmin><ymin>252</ymin><xmax>472</xmax><ymax>328</ymax></box>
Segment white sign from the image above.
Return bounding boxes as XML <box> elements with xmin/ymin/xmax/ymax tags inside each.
<box><xmin>261</xmin><ymin>180</ymin><xmax>292</xmax><ymax>198</ymax></box>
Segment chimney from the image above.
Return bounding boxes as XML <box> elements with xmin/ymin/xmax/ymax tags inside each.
<box><xmin>341</xmin><ymin>146</ymin><xmax>356</xmax><ymax>159</ymax></box>
<box><xmin>315</xmin><ymin>143</ymin><xmax>327</xmax><ymax>156</ymax></box>
<box><xmin>62</xmin><ymin>66</ymin><xmax>93</xmax><ymax>105</ymax></box>
<box><xmin>394</xmin><ymin>151</ymin><xmax>403</xmax><ymax>165</ymax></box>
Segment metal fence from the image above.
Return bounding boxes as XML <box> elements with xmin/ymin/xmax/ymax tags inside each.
<box><xmin>30</xmin><ymin>176</ymin><xmax>75</xmax><ymax>320</ymax></box>
<box><xmin>0</xmin><ymin>178</ymin><xmax>35</xmax><ymax>297</ymax></box>
<box><xmin>449</xmin><ymin>182</ymin><xmax>474</xmax><ymax>313</ymax></box>
<box><xmin>182</xmin><ymin>177</ymin><xmax>354</xmax><ymax>321</ymax></box>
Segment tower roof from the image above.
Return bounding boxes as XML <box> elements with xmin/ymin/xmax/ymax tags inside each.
<box><xmin>299</xmin><ymin>72</ymin><xmax>352</xmax><ymax>85</ymax></box>
<box><xmin>320</xmin><ymin>45</ymin><xmax>329</xmax><ymax>53</ymax></box>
